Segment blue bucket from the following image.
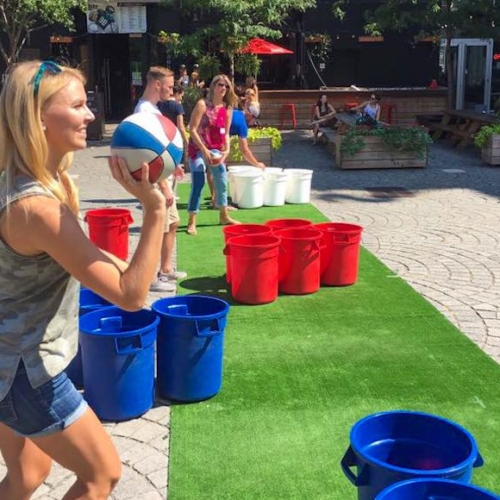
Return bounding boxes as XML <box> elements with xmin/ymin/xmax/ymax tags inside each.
<box><xmin>152</xmin><ymin>295</ymin><xmax>230</xmax><ymax>402</ymax></box>
<box><xmin>341</xmin><ymin>411</ymin><xmax>484</xmax><ymax>500</ymax></box>
<box><xmin>65</xmin><ymin>288</ymin><xmax>113</xmax><ymax>389</ymax></box>
<box><xmin>375</xmin><ymin>478</ymin><xmax>500</xmax><ymax>500</ymax></box>
<box><xmin>79</xmin><ymin>306</ymin><xmax>159</xmax><ymax>421</ymax></box>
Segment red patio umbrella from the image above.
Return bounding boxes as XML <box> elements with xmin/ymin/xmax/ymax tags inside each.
<box><xmin>240</xmin><ymin>38</ymin><xmax>293</xmax><ymax>55</ymax></box>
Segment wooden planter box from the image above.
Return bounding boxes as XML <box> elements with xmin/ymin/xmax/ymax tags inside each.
<box><xmin>481</xmin><ymin>134</ymin><xmax>500</xmax><ymax>165</ymax></box>
<box><xmin>335</xmin><ymin>134</ymin><xmax>428</xmax><ymax>170</ymax></box>
<box><xmin>227</xmin><ymin>137</ymin><xmax>273</xmax><ymax>166</ymax></box>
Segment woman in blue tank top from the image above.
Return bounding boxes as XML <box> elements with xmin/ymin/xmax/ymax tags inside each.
<box><xmin>353</xmin><ymin>93</ymin><xmax>382</xmax><ymax>122</ymax></box>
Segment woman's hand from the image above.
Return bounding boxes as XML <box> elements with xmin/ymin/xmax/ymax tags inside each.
<box><xmin>108</xmin><ymin>156</ymin><xmax>165</xmax><ymax>212</ymax></box>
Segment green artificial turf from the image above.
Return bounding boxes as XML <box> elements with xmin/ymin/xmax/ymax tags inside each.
<box><xmin>168</xmin><ymin>183</ymin><xmax>500</xmax><ymax>500</ymax></box>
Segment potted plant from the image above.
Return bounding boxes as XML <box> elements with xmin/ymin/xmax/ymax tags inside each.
<box><xmin>228</xmin><ymin>126</ymin><xmax>283</xmax><ymax>166</ymax></box>
<box><xmin>474</xmin><ymin>124</ymin><xmax>500</xmax><ymax>166</ymax></box>
<box><xmin>335</xmin><ymin>125</ymin><xmax>432</xmax><ymax>169</ymax></box>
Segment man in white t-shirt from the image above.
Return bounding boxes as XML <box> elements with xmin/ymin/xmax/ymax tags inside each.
<box><xmin>134</xmin><ymin>66</ymin><xmax>187</xmax><ymax>292</ymax></box>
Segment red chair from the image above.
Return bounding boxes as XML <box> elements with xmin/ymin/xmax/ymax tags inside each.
<box><xmin>280</xmin><ymin>103</ymin><xmax>297</xmax><ymax>129</ymax></box>
<box><xmin>344</xmin><ymin>101</ymin><xmax>359</xmax><ymax>111</ymax></box>
<box><xmin>381</xmin><ymin>104</ymin><xmax>396</xmax><ymax>124</ymax></box>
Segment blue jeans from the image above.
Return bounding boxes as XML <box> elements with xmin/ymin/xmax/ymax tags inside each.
<box><xmin>188</xmin><ymin>153</ymin><xmax>228</xmax><ymax>213</ymax></box>
<box><xmin>0</xmin><ymin>360</ymin><xmax>88</xmax><ymax>437</ymax></box>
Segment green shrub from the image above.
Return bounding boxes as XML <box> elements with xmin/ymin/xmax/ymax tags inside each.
<box><xmin>340</xmin><ymin>125</ymin><xmax>433</xmax><ymax>158</ymax></box>
<box><xmin>229</xmin><ymin>127</ymin><xmax>282</xmax><ymax>161</ymax></box>
<box><xmin>474</xmin><ymin>124</ymin><xmax>500</xmax><ymax>149</ymax></box>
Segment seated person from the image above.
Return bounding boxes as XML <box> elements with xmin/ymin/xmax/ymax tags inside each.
<box><xmin>311</xmin><ymin>94</ymin><xmax>336</xmax><ymax>144</ymax></box>
<box><xmin>243</xmin><ymin>88</ymin><xmax>261</xmax><ymax>127</ymax></box>
<box><xmin>352</xmin><ymin>93</ymin><xmax>381</xmax><ymax>124</ymax></box>
<box><xmin>245</xmin><ymin>76</ymin><xmax>259</xmax><ymax>100</ymax></box>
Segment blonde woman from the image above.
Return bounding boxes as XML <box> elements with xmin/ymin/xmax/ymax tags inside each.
<box><xmin>243</xmin><ymin>88</ymin><xmax>261</xmax><ymax>127</ymax></box>
<box><xmin>187</xmin><ymin>74</ymin><xmax>240</xmax><ymax>235</ymax></box>
<box><xmin>0</xmin><ymin>60</ymin><xmax>166</xmax><ymax>499</ymax></box>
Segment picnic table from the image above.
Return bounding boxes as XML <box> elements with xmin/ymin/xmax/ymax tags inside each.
<box><xmin>416</xmin><ymin>109</ymin><xmax>500</xmax><ymax>148</ymax></box>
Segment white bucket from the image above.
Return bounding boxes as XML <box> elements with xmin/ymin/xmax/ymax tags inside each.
<box><xmin>263</xmin><ymin>171</ymin><xmax>289</xmax><ymax>206</ymax></box>
<box><xmin>227</xmin><ymin>165</ymin><xmax>255</xmax><ymax>204</ymax></box>
<box><xmin>285</xmin><ymin>169</ymin><xmax>313</xmax><ymax>204</ymax></box>
<box><xmin>264</xmin><ymin>167</ymin><xmax>287</xmax><ymax>176</ymax></box>
<box><xmin>232</xmin><ymin>171</ymin><xmax>264</xmax><ymax>209</ymax></box>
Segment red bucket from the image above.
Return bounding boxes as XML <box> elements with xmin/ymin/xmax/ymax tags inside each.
<box><xmin>222</xmin><ymin>224</ymin><xmax>273</xmax><ymax>284</ymax></box>
<box><xmin>274</xmin><ymin>228</ymin><xmax>324</xmax><ymax>295</ymax></box>
<box><xmin>223</xmin><ymin>234</ymin><xmax>281</xmax><ymax>305</ymax></box>
<box><xmin>314</xmin><ymin>222</ymin><xmax>363</xmax><ymax>286</ymax></box>
<box><xmin>85</xmin><ymin>208</ymin><xmax>134</xmax><ymax>261</ymax></box>
<box><xmin>264</xmin><ymin>218</ymin><xmax>312</xmax><ymax>231</ymax></box>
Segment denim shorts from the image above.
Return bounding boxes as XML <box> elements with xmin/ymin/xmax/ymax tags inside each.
<box><xmin>0</xmin><ymin>361</ymin><xmax>88</xmax><ymax>438</ymax></box>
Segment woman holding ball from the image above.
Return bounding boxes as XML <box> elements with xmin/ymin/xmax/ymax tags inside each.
<box><xmin>186</xmin><ymin>74</ymin><xmax>240</xmax><ymax>235</ymax></box>
<box><xmin>0</xmin><ymin>61</ymin><xmax>166</xmax><ymax>498</ymax></box>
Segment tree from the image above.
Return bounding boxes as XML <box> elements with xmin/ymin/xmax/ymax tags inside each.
<box><xmin>0</xmin><ymin>0</ymin><xmax>86</xmax><ymax>67</ymax></box>
<box><xmin>332</xmin><ymin>0</ymin><xmax>500</xmax><ymax>108</ymax></box>
<box><xmin>159</xmin><ymin>0</ymin><xmax>315</xmax><ymax>81</ymax></box>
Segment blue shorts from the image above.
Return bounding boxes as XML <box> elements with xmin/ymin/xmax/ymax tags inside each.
<box><xmin>0</xmin><ymin>361</ymin><xmax>88</xmax><ymax>438</ymax></box>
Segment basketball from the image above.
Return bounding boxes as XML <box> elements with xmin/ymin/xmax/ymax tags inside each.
<box><xmin>110</xmin><ymin>113</ymin><xmax>184</xmax><ymax>183</ymax></box>
<box><xmin>209</xmin><ymin>149</ymin><xmax>223</xmax><ymax>166</ymax></box>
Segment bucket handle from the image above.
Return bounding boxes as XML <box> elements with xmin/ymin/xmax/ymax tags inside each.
<box><xmin>195</xmin><ymin>318</ymin><xmax>223</xmax><ymax>338</ymax></box>
<box><xmin>332</xmin><ymin>233</ymin><xmax>359</xmax><ymax>243</ymax></box>
<box><xmin>473</xmin><ymin>451</ymin><xmax>484</xmax><ymax>468</ymax></box>
<box><xmin>114</xmin><ymin>334</ymin><xmax>144</xmax><ymax>355</ymax></box>
<box><xmin>340</xmin><ymin>445</ymin><xmax>368</xmax><ymax>487</ymax></box>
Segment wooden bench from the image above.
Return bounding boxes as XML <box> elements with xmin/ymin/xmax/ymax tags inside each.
<box><xmin>427</xmin><ymin>122</ymin><xmax>474</xmax><ymax>141</ymax></box>
<box><xmin>317</xmin><ymin>127</ymin><xmax>338</xmax><ymax>156</ymax></box>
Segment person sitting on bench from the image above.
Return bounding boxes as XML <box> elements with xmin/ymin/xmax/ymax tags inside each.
<box><xmin>311</xmin><ymin>94</ymin><xmax>337</xmax><ymax>144</ymax></box>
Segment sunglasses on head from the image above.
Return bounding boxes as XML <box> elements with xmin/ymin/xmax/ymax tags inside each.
<box><xmin>33</xmin><ymin>60</ymin><xmax>62</xmax><ymax>97</ymax></box>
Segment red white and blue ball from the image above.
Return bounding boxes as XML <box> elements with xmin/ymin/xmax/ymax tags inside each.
<box><xmin>110</xmin><ymin>113</ymin><xmax>184</xmax><ymax>183</ymax></box>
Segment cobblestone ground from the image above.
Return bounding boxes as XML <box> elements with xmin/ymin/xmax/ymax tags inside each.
<box><xmin>1</xmin><ymin>128</ymin><xmax>499</xmax><ymax>499</ymax></box>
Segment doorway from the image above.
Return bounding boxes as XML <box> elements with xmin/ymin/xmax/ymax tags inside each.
<box><xmin>448</xmin><ymin>38</ymin><xmax>493</xmax><ymax>112</ymax></box>
<box><xmin>92</xmin><ymin>34</ymin><xmax>132</xmax><ymax>120</ymax></box>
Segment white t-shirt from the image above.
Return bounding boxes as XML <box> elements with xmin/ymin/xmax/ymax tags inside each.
<box><xmin>134</xmin><ymin>99</ymin><xmax>161</xmax><ymax>115</ymax></box>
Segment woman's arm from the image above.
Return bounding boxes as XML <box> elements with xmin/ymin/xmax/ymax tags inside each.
<box><xmin>352</xmin><ymin>101</ymin><xmax>368</xmax><ymax>112</ymax></box>
<box><xmin>176</xmin><ymin>113</ymin><xmax>189</xmax><ymax>148</ymax></box>
<box><xmin>376</xmin><ymin>105</ymin><xmax>381</xmax><ymax>121</ymax></box>
<box><xmin>220</xmin><ymin>107</ymin><xmax>233</xmax><ymax>163</ymax></box>
<box><xmin>3</xmin><ymin>162</ymin><xmax>166</xmax><ymax>311</ymax></box>
<box><xmin>188</xmin><ymin>99</ymin><xmax>211</xmax><ymax>160</ymax></box>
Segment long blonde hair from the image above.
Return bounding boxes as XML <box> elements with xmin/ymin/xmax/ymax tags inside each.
<box><xmin>0</xmin><ymin>60</ymin><xmax>86</xmax><ymax>214</ymax></box>
<box><xmin>208</xmin><ymin>74</ymin><xmax>239</xmax><ymax>108</ymax></box>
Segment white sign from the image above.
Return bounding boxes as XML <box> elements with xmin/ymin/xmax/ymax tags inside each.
<box><xmin>87</xmin><ymin>3</ymin><xmax>147</xmax><ymax>34</ymax></box>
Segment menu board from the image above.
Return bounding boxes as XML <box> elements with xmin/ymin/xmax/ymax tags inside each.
<box><xmin>87</xmin><ymin>2</ymin><xmax>146</xmax><ymax>34</ymax></box>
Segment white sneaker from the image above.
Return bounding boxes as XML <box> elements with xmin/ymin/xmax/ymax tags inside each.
<box><xmin>161</xmin><ymin>270</ymin><xmax>187</xmax><ymax>280</ymax></box>
<box><xmin>149</xmin><ymin>274</ymin><xmax>177</xmax><ymax>293</ymax></box>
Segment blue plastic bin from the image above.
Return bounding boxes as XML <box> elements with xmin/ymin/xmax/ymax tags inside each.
<box><xmin>375</xmin><ymin>478</ymin><xmax>500</xmax><ymax>499</ymax></box>
<box><xmin>65</xmin><ymin>287</ymin><xmax>113</xmax><ymax>389</ymax></box>
<box><xmin>79</xmin><ymin>306</ymin><xmax>159</xmax><ymax>421</ymax></box>
<box><xmin>152</xmin><ymin>295</ymin><xmax>230</xmax><ymax>402</ymax></box>
<box><xmin>341</xmin><ymin>411</ymin><xmax>484</xmax><ymax>500</ymax></box>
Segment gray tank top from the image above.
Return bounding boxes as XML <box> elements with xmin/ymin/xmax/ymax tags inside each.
<box><xmin>0</xmin><ymin>175</ymin><xmax>79</xmax><ymax>401</ymax></box>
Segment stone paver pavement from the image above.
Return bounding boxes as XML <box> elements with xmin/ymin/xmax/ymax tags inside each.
<box><xmin>1</xmin><ymin>127</ymin><xmax>499</xmax><ymax>499</ymax></box>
